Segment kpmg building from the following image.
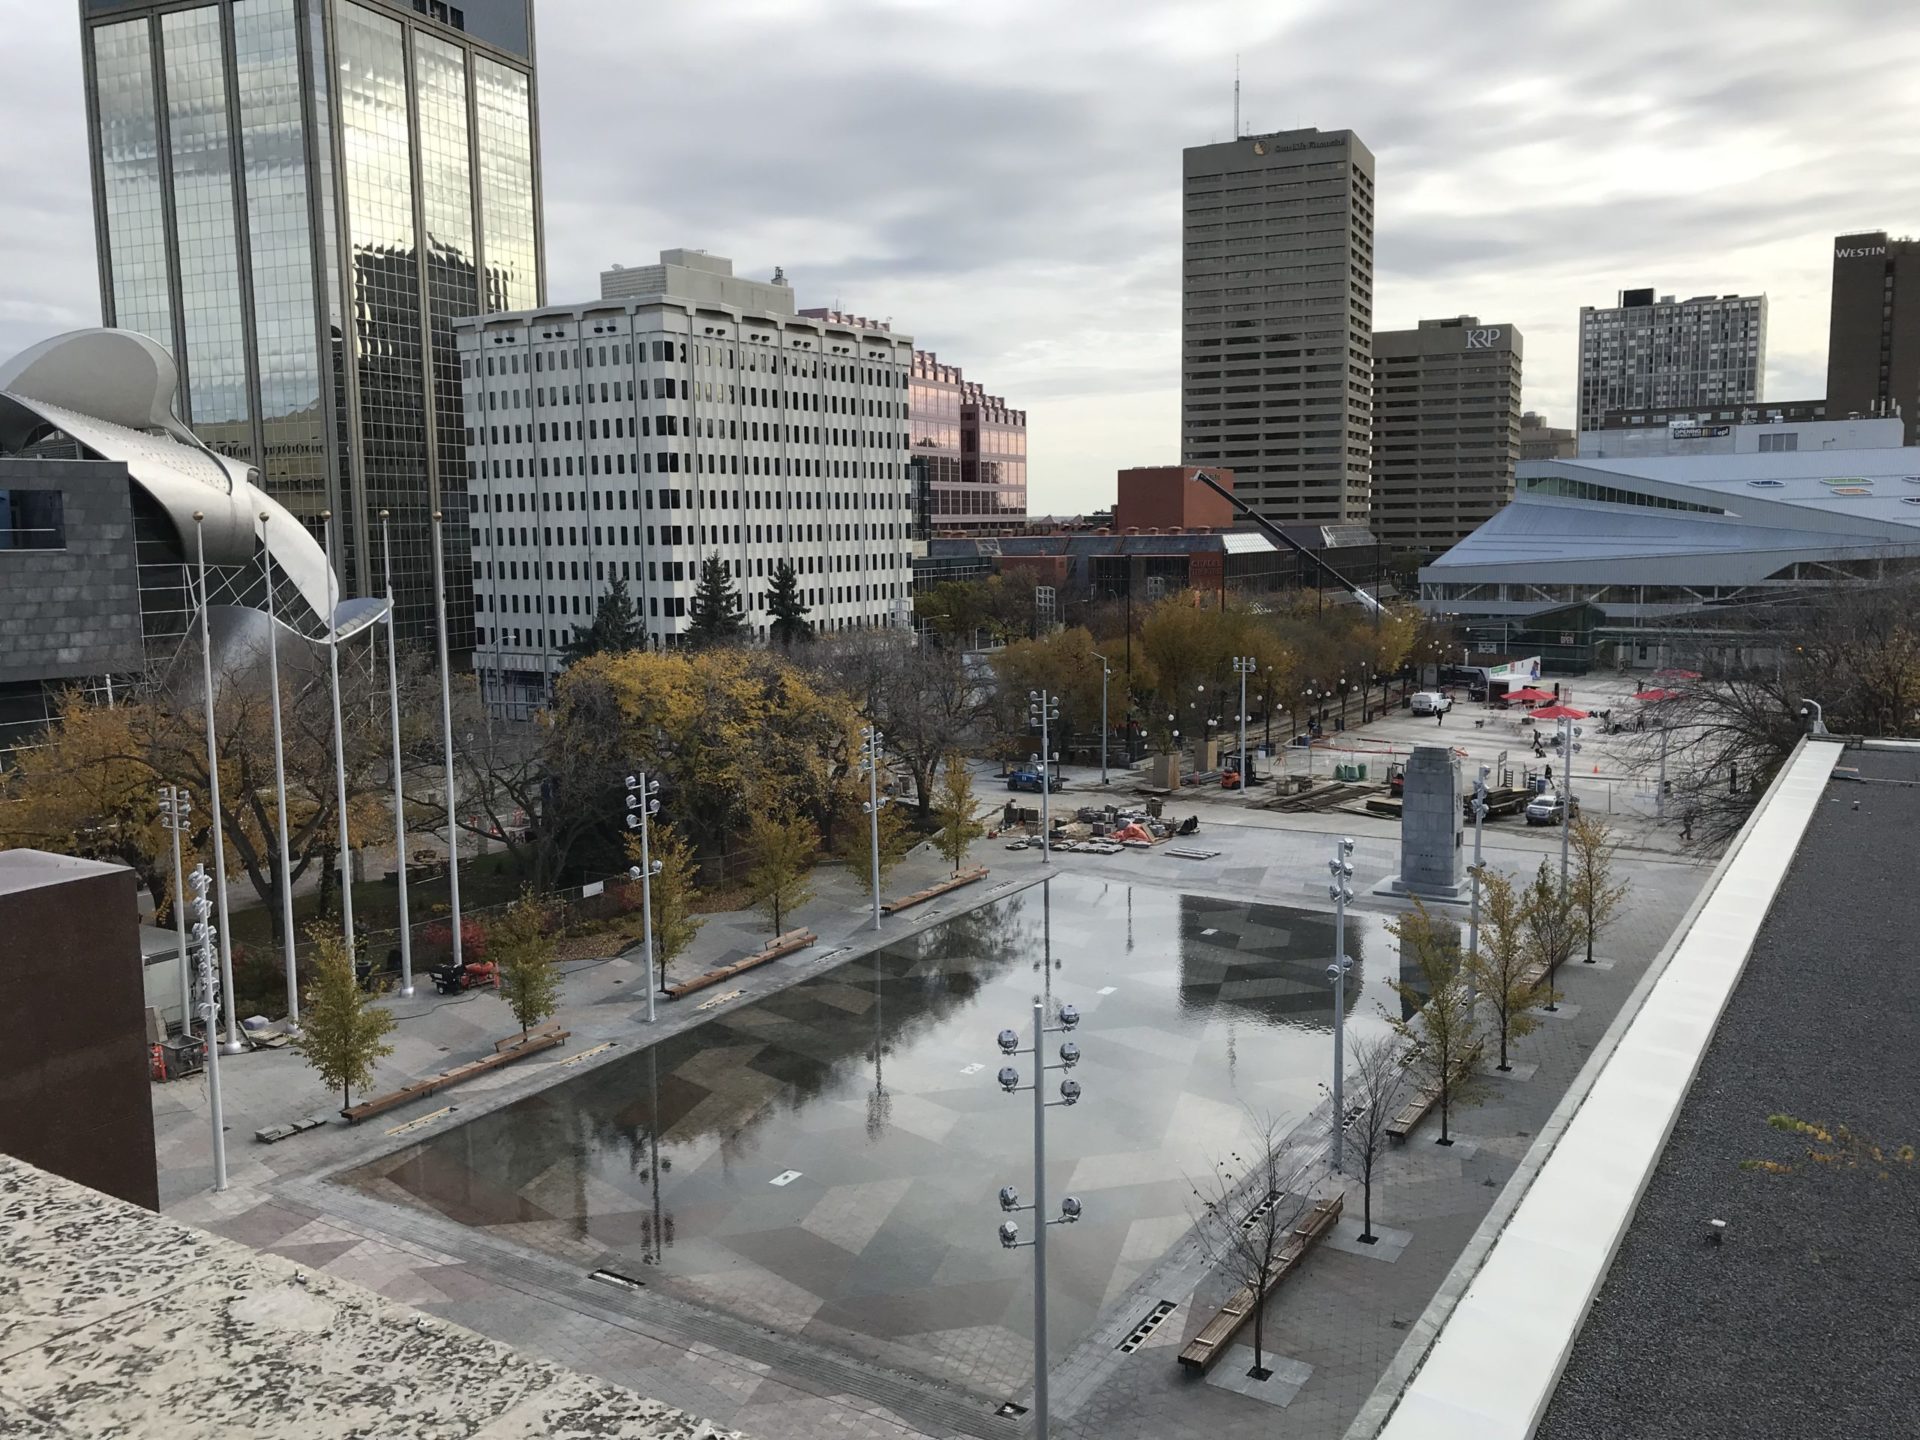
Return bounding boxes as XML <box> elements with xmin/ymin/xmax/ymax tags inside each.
<box><xmin>78</xmin><ymin>0</ymin><xmax>543</xmax><ymax>642</ymax></box>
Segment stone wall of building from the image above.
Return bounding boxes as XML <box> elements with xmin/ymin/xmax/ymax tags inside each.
<box><xmin>0</xmin><ymin>458</ymin><xmax>144</xmax><ymax>687</ymax></box>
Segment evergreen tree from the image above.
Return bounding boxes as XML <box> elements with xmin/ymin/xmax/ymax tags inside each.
<box><xmin>686</xmin><ymin>552</ymin><xmax>746</xmax><ymax>647</ymax></box>
<box><xmin>767</xmin><ymin>559</ymin><xmax>813</xmax><ymax>647</ymax></box>
<box><xmin>293</xmin><ymin>927</ymin><xmax>396</xmax><ymax>1111</ymax></box>
<box><xmin>561</xmin><ymin>576</ymin><xmax>645</xmax><ymax>664</ymax></box>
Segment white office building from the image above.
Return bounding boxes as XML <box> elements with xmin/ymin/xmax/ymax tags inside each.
<box><xmin>456</xmin><ymin>251</ymin><xmax>916</xmax><ymax>714</ymax></box>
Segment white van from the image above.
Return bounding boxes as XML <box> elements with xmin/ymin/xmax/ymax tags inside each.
<box><xmin>1410</xmin><ymin>691</ymin><xmax>1452</xmax><ymax>716</ymax></box>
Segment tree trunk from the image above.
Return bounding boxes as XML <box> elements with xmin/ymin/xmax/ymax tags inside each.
<box><xmin>1438</xmin><ymin>1078</ymin><xmax>1451</xmax><ymax>1144</ymax></box>
<box><xmin>1362</xmin><ymin>1168</ymin><xmax>1375</xmax><ymax>1241</ymax></box>
<box><xmin>342</xmin><ymin>1082</ymin><xmax>351</xmax><ymax>1110</ymax></box>
<box><xmin>1251</xmin><ymin>1296</ymin><xmax>1264</xmax><ymax>1377</ymax></box>
<box><xmin>1498</xmin><ymin>1012</ymin><xmax>1510</xmax><ymax>1071</ymax></box>
<box><xmin>1584</xmin><ymin>918</ymin><xmax>1595</xmax><ymax>963</ymax></box>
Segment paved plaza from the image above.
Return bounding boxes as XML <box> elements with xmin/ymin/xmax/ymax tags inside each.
<box><xmin>152</xmin><ymin>701</ymin><xmax>1709</xmax><ymax>1440</ymax></box>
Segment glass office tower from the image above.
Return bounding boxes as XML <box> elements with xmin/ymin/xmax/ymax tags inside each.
<box><xmin>80</xmin><ymin>0</ymin><xmax>543</xmax><ymax>641</ymax></box>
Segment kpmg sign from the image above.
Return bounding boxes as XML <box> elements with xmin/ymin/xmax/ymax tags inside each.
<box><xmin>1463</xmin><ymin>328</ymin><xmax>1504</xmax><ymax>350</ymax></box>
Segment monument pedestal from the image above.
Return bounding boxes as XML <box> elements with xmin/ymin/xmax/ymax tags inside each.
<box><xmin>1385</xmin><ymin>744</ymin><xmax>1468</xmax><ymax>901</ymax></box>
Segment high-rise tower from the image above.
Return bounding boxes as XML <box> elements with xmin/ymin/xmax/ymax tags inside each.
<box><xmin>1181</xmin><ymin>127</ymin><xmax>1375</xmax><ymax>525</ymax></box>
<box><xmin>79</xmin><ymin>0</ymin><xmax>544</xmax><ymax>639</ymax></box>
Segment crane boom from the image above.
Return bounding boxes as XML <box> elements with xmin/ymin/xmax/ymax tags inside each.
<box><xmin>1187</xmin><ymin>469</ymin><xmax>1383</xmax><ymax>616</ymax></box>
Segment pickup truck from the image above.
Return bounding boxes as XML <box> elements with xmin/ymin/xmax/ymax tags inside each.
<box><xmin>1006</xmin><ymin>767</ymin><xmax>1065</xmax><ymax>794</ymax></box>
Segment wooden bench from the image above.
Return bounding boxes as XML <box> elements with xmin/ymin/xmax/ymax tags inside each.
<box><xmin>341</xmin><ymin>1027</ymin><xmax>570</xmax><ymax>1124</ymax></box>
<box><xmin>1177</xmin><ymin>1193</ymin><xmax>1344</xmax><ymax>1373</ymax></box>
<box><xmin>494</xmin><ymin>1019</ymin><xmax>563</xmax><ymax>1055</ymax></box>
<box><xmin>665</xmin><ymin>929</ymin><xmax>817</xmax><ymax>1000</ymax></box>
<box><xmin>881</xmin><ymin>866</ymin><xmax>989</xmax><ymax>915</ymax></box>
<box><xmin>1386</xmin><ymin>1040</ymin><xmax>1485</xmax><ymax>1143</ymax></box>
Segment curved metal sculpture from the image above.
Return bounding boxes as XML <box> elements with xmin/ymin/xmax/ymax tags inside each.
<box><xmin>0</xmin><ymin>328</ymin><xmax>335</xmax><ymax>632</ymax></box>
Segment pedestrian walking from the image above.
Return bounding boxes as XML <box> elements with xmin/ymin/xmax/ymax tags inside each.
<box><xmin>1435</xmin><ymin>708</ymin><xmax>1444</xmax><ymax>727</ymax></box>
<box><xmin>1681</xmin><ymin>807</ymin><xmax>1696</xmax><ymax>842</ymax></box>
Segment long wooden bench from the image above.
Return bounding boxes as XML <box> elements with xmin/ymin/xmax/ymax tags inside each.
<box><xmin>881</xmin><ymin>866</ymin><xmax>989</xmax><ymax>915</ymax></box>
<box><xmin>1177</xmin><ymin>1193</ymin><xmax>1344</xmax><ymax>1373</ymax></box>
<box><xmin>341</xmin><ymin>1027</ymin><xmax>570</xmax><ymax>1124</ymax></box>
<box><xmin>494</xmin><ymin>1019</ymin><xmax>563</xmax><ymax>1055</ymax></box>
<box><xmin>665</xmin><ymin>929</ymin><xmax>817</xmax><ymax>1000</ymax></box>
<box><xmin>1385</xmin><ymin>1039</ymin><xmax>1485</xmax><ymax>1143</ymax></box>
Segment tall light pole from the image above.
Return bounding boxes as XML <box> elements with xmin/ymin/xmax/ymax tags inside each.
<box><xmin>259</xmin><ymin>514</ymin><xmax>300</xmax><ymax>1026</ymax></box>
<box><xmin>1467</xmin><ymin>766</ymin><xmax>1489</xmax><ymax>971</ymax></box>
<box><xmin>188</xmin><ymin>862</ymin><xmax>227</xmax><ymax>1192</ymax></box>
<box><xmin>860</xmin><ymin>724</ymin><xmax>887</xmax><ymax>930</ymax></box>
<box><xmin>1327</xmin><ymin>838</ymin><xmax>1355</xmax><ymax>1173</ymax></box>
<box><xmin>157</xmin><ymin>785</ymin><xmax>191</xmax><ymax>1039</ymax></box>
<box><xmin>322</xmin><ymin>513</ymin><xmax>356</xmax><ymax>963</ymax></box>
<box><xmin>1656</xmin><ymin>720</ymin><xmax>1669</xmax><ymax>822</ymax></box>
<box><xmin>995</xmin><ymin>999</ymin><xmax>1085</xmax><ymax>1439</ymax></box>
<box><xmin>379</xmin><ymin>513</ymin><xmax>414</xmax><ymax>995</ymax></box>
<box><xmin>431</xmin><ymin>510</ymin><xmax>465</xmax><ymax>970</ymax></box>
<box><xmin>1091</xmin><ymin>653</ymin><xmax>1110</xmax><ymax>785</ymax></box>
<box><xmin>192</xmin><ymin>513</ymin><xmax>242</xmax><ymax>1054</ymax></box>
<box><xmin>624</xmin><ymin>770</ymin><xmax>663</xmax><ymax>1023</ymax></box>
<box><xmin>1559</xmin><ymin>715</ymin><xmax>1576</xmax><ymax>894</ymax></box>
<box><xmin>1232</xmin><ymin>656</ymin><xmax>1255</xmax><ymax>793</ymax></box>
<box><xmin>1027</xmin><ymin>689</ymin><xmax>1059</xmax><ymax>865</ymax></box>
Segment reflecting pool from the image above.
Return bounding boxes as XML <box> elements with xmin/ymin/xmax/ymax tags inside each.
<box><xmin>354</xmin><ymin>874</ymin><xmax>1401</xmax><ymax>1397</ymax></box>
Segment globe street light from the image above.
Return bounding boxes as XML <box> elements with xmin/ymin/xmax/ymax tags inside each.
<box><xmin>188</xmin><ymin>862</ymin><xmax>227</xmax><ymax>1192</ymax></box>
<box><xmin>1090</xmin><ymin>652</ymin><xmax>1111</xmax><ymax>785</ymax></box>
<box><xmin>1028</xmin><ymin>690</ymin><xmax>1060</xmax><ymax>864</ymax></box>
<box><xmin>1232</xmin><ymin>656</ymin><xmax>1256</xmax><ymax>794</ymax></box>
<box><xmin>992</xmin><ymin>999</ymin><xmax>1085</xmax><ymax>1437</ymax></box>
<box><xmin>625</xmin><ymin>770</ymin><xmax>663</xmax><ymax>1022</ymax></box>
<box><xmin>156</xmin><ymin>785</ymin><xmax>192</xmax><ymax>1039</ymax></box>
<box><xmin>860</xmin><ymin>724</ymin><xmax>888</xmax><ymax>930</ymax></box>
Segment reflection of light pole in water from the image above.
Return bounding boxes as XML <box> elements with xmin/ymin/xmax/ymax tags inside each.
<box><xmin>867</xmin><ymin>954</ymin><xmax>891</xmax><ymax>1141</ymax></box>
<box><xmin>647</xmin><ymin>1047</ymin><xmax>666</xmax><ymax>1263</ymax></box>
<box><xmin>1327</xmin><ymin>836</ymin><xmax>1356</xmax><ymax>1174</ymax></box>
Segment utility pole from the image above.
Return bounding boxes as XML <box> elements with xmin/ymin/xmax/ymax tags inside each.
<box><xmin>995</xmin><ymin>999</ymin><xmax>1085</xmax><ymax>1438</ymax></box>
<box><xmin>1233</xmin><ymin>656</ymin><xmax>1255</xmax><ymax>794</ymax></box>
<box><xmin>1028</xmin><ymin>690</ymin><xmax>1059</xmax><ymax>864</ymax></box>
<box><xmin>431</xmin><ymin>512</ymin><xmax>465</xmax><ymax>971</ymax></box>
<box><xmin>1091</xmin><ymin>653</ymin><xmax>1110</xmax><ymax>785</ymax></box>
<box><xmin>1467</xmin><ymin>766</ymin><xmax>1489</xmax><ymax>968</ymax></box>
<box><xmin>323</xmin><ymin>513</ymin><xmax>356</xmax><ymax>964</ymax></box>
<box><xmin>259</xmin><ymin>515</ymin><xmax>300</xmax><ymax>1025</ymax></box>
<box><xmin>1327</xmin><ymin>838</ymin><xmax>1355</xmax><ymax>1172</ymax></box>
<box><xmin>860</xmin><ymin>724</ymin><xmax>888</xmax><ymax>930</ymax></box>
<box><xmin>625</xmin><ymin>770</ymin><xmax>663</xmax><ymax>1022</ymax></box>
<box><xmin>1560</xmin><ymin>716</ymin><xmax>1575</xmax><ymax>894</ymax></box>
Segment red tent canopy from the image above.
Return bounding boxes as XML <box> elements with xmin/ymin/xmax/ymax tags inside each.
<box><xmin>1655</xmin><ymin>668</ymin><xmax>1702</xmax><ymax>680</ymax></box>
<box><xmin>1530</xmin><ymin>704</ymin><xmax>1590</xmax><ymax>720</ymax></box>
<box><xmin>1633</xmin><ymin>687</ymin><xmax>1681</xmax><ymax>702</ymax></box>
<box><xmin>1505</xmin><ymin>687</ymin><xmax>1555</xmax><ymax>703</ymax></box>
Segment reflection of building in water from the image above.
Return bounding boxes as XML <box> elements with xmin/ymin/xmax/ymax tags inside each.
<box><xmin>1175</xmin><ymin>894</ymin><xmax>1366</xmax><ymax>1028</ymax></box>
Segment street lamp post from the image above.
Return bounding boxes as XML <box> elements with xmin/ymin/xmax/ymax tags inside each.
<box><xmin>191</xmin><ymin>512</ymin><xmax>242</xmax><ymax>1055</ymax></box>
<box><xmin>188</xmin><ymin>862</ymin><xmax>227</xmax><ymax>1192</ymax></box>
<box><xmin>259</xmin><ymin>516</ymin><xmax>300</xmax><ymax>1026</ymax></box>
<box><xmin>1467</xmin><ymin>766</ymin><xmax>1489</xmax><ymax>970</ymax></box>
<box><xmin>1560</xmin><ymin>716</ymin><xmax>1576</xmax><ymax>894</ymax></box>
<box><xmin>157</xmin><ymin>786</ymin><xmax>192</xmax><ymax>1039</ymax></box>
<box><xmin>1027</xmin><ymin>690</ymin><xmax>1059</xmax><ymax>864</ymax></box>
<box><xmin>431</xmin><ymin>511</ymin><xmax>465</xmax><ymax>970</ymax></box>
<box><xmin>994</xmin><ymin>999</ymin><xmax>1085</xmax><ymax>1439</ymax></box>
<box><xmin>860</xmin><ymin>724</ymin><xmax>888</xmax><ymax>930</ymax></box>
<box><xmin>322</xmin><ymin>513</ymin><xmax>356</xmax><ymax>963</ymax></box>
<box><xmin>1091</xmin><ymin>653</ymin><xmax>1111</xmax><ymax>785</ymax></box>
<box><xmin>1327</xmin><ymin>838</ymin><xmax>1355</xmax><ymax>1173</ymax></box>
<box><xmin>624</xmin><ymin>770</ymin><xmax>663</xmax><ymax>1023</ymax></box>
<box><xmin>378</xmin><ymin>513</ymin><xmax>414</xmax><ymax>995</ymax></box>
<box><xmin>1656</xmin><ymin>721</ymin><xmax>1669</xmax><ymax>822</ymax></box>
<box><xmin>1232</xmin><ymin>656</ymin><xmax>1255</xmax><ymax>794</ymax></box>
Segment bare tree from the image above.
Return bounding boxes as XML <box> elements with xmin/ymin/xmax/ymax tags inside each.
<box><xmin>1188</xmin><ymin>1111</ymin><xmax>1314</xmax><ymax>1381</ymax></box>
<box><xmin>1345</xmin><ymin>1033</ymin><xmax>1405</xmax><ymax>1244</ymax></box>
<box><xmin>1523</xmin><ymin>860</ymin><xmax>1585</xmax><ymax>1013</ymax></box>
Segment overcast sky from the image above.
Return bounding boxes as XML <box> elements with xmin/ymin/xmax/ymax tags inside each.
<box><xmin>7</xmin><ymin>0</ymin><xmax>1920</xmax><ymax>513</ymax></box>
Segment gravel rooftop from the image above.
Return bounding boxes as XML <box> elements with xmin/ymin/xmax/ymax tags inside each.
<box><xmin>1535</xmin><ymin>743</ymin><xmax>1920</xmax><ymax>1440</ymax></box>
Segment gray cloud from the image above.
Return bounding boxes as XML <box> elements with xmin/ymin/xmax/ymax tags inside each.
<box><xmin>4</xmin><ymin>0</ymin><xmax>1918</xmax><ymax>513</ymax></box>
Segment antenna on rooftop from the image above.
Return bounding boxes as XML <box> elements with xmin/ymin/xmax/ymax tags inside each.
<box><xmin>1234</xmin><ymin>54</ymin><xmax>1241</xmax><ymax>138</ymax></box>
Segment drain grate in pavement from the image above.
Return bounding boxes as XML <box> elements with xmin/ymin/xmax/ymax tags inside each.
<box><xmin>995</xmin><ymin>1401</ymin><xmax>1029</xmax><ymax>1417</ymax></box>
<box><xmin>1116</xmin><ymin>1300</ymin><xmax>1178</xmax><ymax>1352</ymax></box>
<box><xmin>1240</xmin><ymin>1190</ymin><xmax>1284</xmax><ymax>1233</ymax></box>
<box><xmin>588</xmin><ymin>1268</ymin><xmax>646</xmax><ymax>1291</ymax></box>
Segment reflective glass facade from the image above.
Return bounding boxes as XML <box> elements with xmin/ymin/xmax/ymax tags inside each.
<box><xmin>91</xmin><ymin>20</ymin><xmax>174</xmax><ymax>354</ymax></box>
<box><xmin>82</xmin><ymin>0</ymin><xmax>542</xmax><ymax>645</ymax></box>
<box><xmin>911</xmin><ymin>350</ymin><xmax>1027</xmax><ymax>533</ymax></box>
